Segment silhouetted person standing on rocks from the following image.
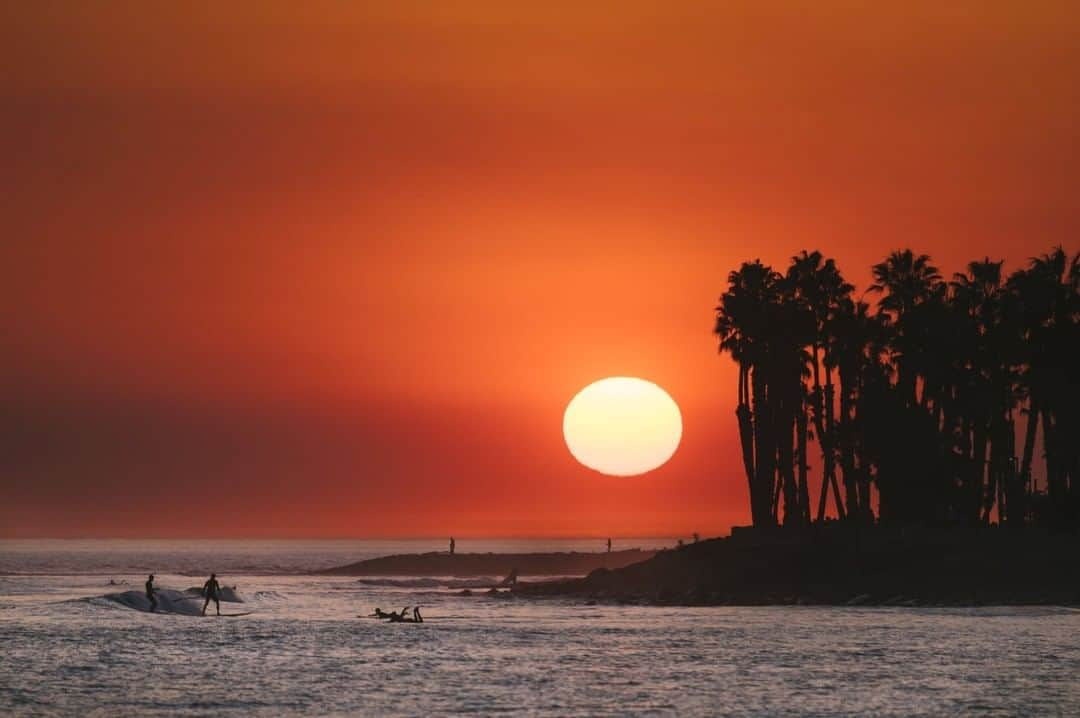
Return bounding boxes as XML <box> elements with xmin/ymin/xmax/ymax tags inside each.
<box><xmin>450</xmin><ymin>537</ymin><xmax>455</xmax><ymax>555</ymax></box>
<box><xmin>201</xmin><ymin>573</ymin><xmax>221</xmax><ymax>616</ymax></box>
<box><xmin>145</xmin><ymin>574</ymin><xmax>157</xmax><ymax>613</ymax></box>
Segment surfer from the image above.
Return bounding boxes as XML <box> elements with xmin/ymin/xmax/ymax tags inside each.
<box><xmin>449</xmin><ymin>537</ymin><xmax>455</xmax><ymax>555</ymax></box>
<box><xmin>388</xmin><ymin>607</ymin><xmax>423</xmax><ymax>623</ymax></box>
<box><xmin>201</xmin><ymin>573</ymin><xmax>221</xmax><ymax>616</ymax></box>
<box><xmin>607</xmin><ymin>538</ymin><xmax>612</xmax><ymax>553</ymax></box>
<box><xmin>145</xmin><ymin>574</ymin><xmax>157</xmax><ymax>613</ymax></box>
<box><xmin>371</xmin><ymin>606</ymin><xmax>422</xmax><ymax>622</ymax></box>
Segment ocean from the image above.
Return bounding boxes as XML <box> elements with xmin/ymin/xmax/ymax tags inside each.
<box><xmin>1</xmin><ymin>539</ymin><xmax>1077</xmax><ymax>717</ymax></box>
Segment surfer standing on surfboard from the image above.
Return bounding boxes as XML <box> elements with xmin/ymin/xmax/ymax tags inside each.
<box><xmin>201</xmin><ymin>573</ymin><xmax>221</xmax><ymax>616</ymax></box>
<box><xmin>145</xmin><ymin>574</ymin><xmax>157</xmax><ymax>613</ymax></box>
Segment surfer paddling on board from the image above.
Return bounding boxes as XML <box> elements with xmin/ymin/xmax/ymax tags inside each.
<box><xmin>201</xmin><ymin>573</ymin><xmax>221</xmax><ymax>616</ymax></box>
<box><xmin>145</xmin><ymin>574</ymin><xmax>157</xmax><ymax>613</ymax></box>
<box><xmin>395</xmin><ymin>607</ymin><xmax>422</xmax><ymax>623</ymax></box>
<box><xmin>386</xmin><ymin>607</ymin><xmax>423</xmax><ymax>623</ymax></box>
<box><xmin>371</xmin><ymin>606</ymin><xmax>423</xmax><ymax>622</ymax></box>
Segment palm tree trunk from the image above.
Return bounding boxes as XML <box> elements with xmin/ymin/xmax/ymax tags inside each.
<box><xmin>838</xmin><ymin>366</ymin><xmax>859</xmax><ymax>519</ymax></box>
<box><xmin>797</xmin><ymin>394</ymin><xmax>811</xmax><ymax>525</ymax></box>
<box><xmin>811</xmin><ymin>345</ymin><xmax>829</xmax><ymax>522</ymax></box>
<box><xmin>1019</xmin><ymin>399</ymin><xmax>1039</xmax><ymax>494</ymax></box>
<box><xmin>972</xmin><ymin>424</ymin><xmax>989</xmax><ymax>525</ymax></box>
<box><xmin>1000</xmin><ymin>411</ymin><xmax>1023</xmax><ymax>526</ymax></box>
<box><xmin>983</xmin><ymin>420</ymin><xmax>1003</xmax><ymax>525</ymax></box>
<box><xmin>1042</xmin><ymin>408</ymin><xmax>1065</xmax><ymax>523</ymax></box>
<box><xmin>824</xmin><ymin>368</ymin><xmax>846</xmax><ymax>520</ymax></box>
<box><xmin>777</xmin><ymin>380</ymin><xmax>799</xmax><ymax>526</ymax></box>
<box><xmin>857</xmin><ymin>465</ymin><xmax>873</xmax><ymax>523</ymax></box>
<box><xmin>736</xmin><ymin>366</ymin><xmax>756</xmax><ymax>511</ymax></box>
<box><xmin>812</xmin><ymin>346</ymin><xmax>845</xmax><ymax>521</ymax></box>
<box><xmin>751</xmin><ymin>367</ymin><xmax>775</xmax><ymax>527</ymax></box>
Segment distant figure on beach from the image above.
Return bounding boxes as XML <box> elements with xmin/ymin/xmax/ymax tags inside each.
<box><xmin>606</xmin><ymin>538</ymin><xmax>612</xmax><ymax>553</ymax></box>
<box><xmin>450</xmin><ymin>537</ymin><xmax>455</xmax><ymax>555</ymax></box>
<box><xmin>145</xmin><ymin>574</ymin><xmax>157</xmax><ymax>613</ymax></box>
<box><xmin>201</xmin><ymin>573</ymin><xmax>221</xmax><ymax>616</ymax></box>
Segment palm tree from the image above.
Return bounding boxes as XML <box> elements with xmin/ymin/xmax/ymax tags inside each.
<box><xmin>714</xmin><ymin>245</ymin><xmax>1077</xmax><ymax>530</ymax></box>
<box><xmin>869</xmin><ymin>250</ymin><xmax>943</xmax><ymax>408</ymax></box>
<box><xmin>1011</xmin><ymin>247</ymin><xmax>1080</xmax><ymax>524</ymax></box>
<box><xmin>788</xmin><ymin>251</ymin><xmax>850</xmax><ymax>521</ymax></box>
<box><xmin>715</xmin><ymin>261</ymin><xmax>782</xmax><ymax>527</ymax></box>
<box><xmin>829</xmin><ymin>297</ymin><xmax>884</xmax><ymax>522</ymax></box>
<box><xmin>951</xmin><ymin>258</ymin><xmax>1015</xmax><ymax>524</ymax></box>
<box><xmin>771</xmin><ymin>275</ymin><xmax>816</xmax><ymax>526</ymax></box>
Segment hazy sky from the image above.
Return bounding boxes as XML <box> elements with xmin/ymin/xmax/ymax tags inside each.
<box><xmin>2</xmin><ymin>2</ymin><xmax>1078</xmax><ymax>537</ymax></box>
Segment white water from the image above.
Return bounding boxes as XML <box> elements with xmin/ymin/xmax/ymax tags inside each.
<box><xmin>2</xmin><ymin>540</ymin><xmax>1078</xmax><ymax>716</ymax></box>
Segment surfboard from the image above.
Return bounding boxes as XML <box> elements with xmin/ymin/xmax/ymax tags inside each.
<box><xmin>212</xmin><ymin>612</ymin><xmax>254</xmax><ymax>617</ymax></box>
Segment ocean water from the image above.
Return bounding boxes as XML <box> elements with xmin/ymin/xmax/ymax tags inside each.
<box><xmin>1</xmin><ymin>540</ymin><xmax>1078</xmax><ymax>717</ymax></box>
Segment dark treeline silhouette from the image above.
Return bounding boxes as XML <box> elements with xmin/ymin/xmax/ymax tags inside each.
<box><xmin>715</xmin><ymin>247</ymin><xmax>1079</xmax><ymax>529</ymax></box>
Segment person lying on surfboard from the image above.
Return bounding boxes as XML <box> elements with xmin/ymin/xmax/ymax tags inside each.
<box><xmin>371</xmin><ymin>606</ymin><xmax>407</xmax><ymax>619</ymax></box>
<box><xmin>201</xmin><ymin>573</ymin><xmax>221</xmax><ymax>616</ymax></box>
<box><xmin>370</xmin><ymin>606</ymin><xmax>422</xmax><ymax>622</ymax></box>
<box><xmin>388</xmin><ymin>607</ymin><xmax>423</xmax><ymax>623</ymax></box>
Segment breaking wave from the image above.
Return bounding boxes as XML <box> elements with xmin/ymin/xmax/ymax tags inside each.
<box><xmin>183</xmin><ymin>586</ymin><xmax>244</xmax><ymax>603</ymax></box>
<box><xmin>90</xmin><ymin>586</ymin><xmax>244</xmax><ymax>615</ymax></box>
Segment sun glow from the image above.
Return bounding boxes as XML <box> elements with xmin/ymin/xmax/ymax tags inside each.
<box><xmin>562</xmin><ymin>377</ymin><xmax>682</xmax><ymax>477</ymax></box>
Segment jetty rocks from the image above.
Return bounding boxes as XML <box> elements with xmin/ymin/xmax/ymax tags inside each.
<box><xmin>317</xmin><ymin>549</ymin><xmax>656</xmax><ymax>577</ymax></box>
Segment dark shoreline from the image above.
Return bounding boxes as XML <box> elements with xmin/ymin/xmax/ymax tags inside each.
<box><xmin>514</xmin><ymin>526</ymin><xmax>1080</xmax><ymax>607</ymax></box>
<box><xmin>316</xmin><ymin>548</ymin><xmax>656</xmax><ymax>577</ymax></box>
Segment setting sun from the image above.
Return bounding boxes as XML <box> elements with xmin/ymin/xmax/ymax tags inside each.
<box><xmin>563</xmin><ymin>377</ymin><xmax>683</xmax><ymax>477</ymax></box>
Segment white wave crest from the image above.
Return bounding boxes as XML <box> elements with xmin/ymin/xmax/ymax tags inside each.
<box><xmin>94</xmin><ymin>585</ymin><xmax>244</xmax><ymax>615</ymax></box>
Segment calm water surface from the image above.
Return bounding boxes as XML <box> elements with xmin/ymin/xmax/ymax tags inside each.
<box><xmin>1</xmin><ymin>540</ymin><xmax>1077</xmax><ymax>717</ymax></box>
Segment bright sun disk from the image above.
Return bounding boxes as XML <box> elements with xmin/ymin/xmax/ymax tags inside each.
<box><xmin>562</xmin><ymin>377</ymin><xmax>682</xmax><ymax>476</ymax></box>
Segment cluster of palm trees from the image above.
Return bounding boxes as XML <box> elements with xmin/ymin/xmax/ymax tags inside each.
<box><xmin>714</xmin><ymin>247</ymin><xmax>1079</xmax><ymax>529</ymax></box>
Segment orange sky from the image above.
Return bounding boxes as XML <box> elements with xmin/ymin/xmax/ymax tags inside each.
<box><xmin>2</xmin><ymin>2</ymin><xmax>1078</xmax><ymax>537</ymax></box>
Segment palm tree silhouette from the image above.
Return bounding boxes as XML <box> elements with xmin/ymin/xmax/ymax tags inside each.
<box><xmin>713</xmin><ymin>245</ymin><xmax>1078</xmax><ymax>530</ymax></box>
<box><xmin>1010</xmin><ymin>247</ymin><xmax>1080</xmax><ymax>523</ymax></box>
<box><xmin>715</xmin><ymin>261</ymin><xmax>781</xmax><ymax>527</ymax></box>
<box><xmin>869</xmin><ymin>250</ymin><xmax>943</xmax><ymax>408</ymax></box>
<box><xmin>951</xmin><ymin>258</ymin><xmax>1014</xmax><ymax>523</ymax></box>
<box><xmin>788</xmin><ymin>251</ymin><xmax>850</xmax><ymax>521</ymax></box>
